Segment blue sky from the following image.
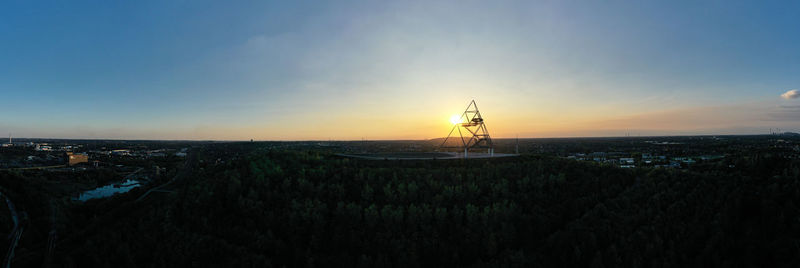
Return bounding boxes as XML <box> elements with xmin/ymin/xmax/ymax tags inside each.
<box><xmin>1</xmin><ymin>1</ymin><xmax>799</xmax><ymax>140</ymax></box>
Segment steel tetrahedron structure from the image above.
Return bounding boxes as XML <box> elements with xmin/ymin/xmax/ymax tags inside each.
<box><xmin>440</xmin><ymin>100</ymin><xmax>494</xmax><ymax>156</ymax></box>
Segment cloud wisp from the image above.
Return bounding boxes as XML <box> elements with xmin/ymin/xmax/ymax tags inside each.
<box><xmin>781</xmin><ymin>89</ymin><xmax>799</xmax><ymax>100</ymax></box>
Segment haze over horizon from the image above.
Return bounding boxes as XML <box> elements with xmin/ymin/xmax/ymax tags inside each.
<box><xmin>2</xmin><ymin>1</ymin><xmax>799</xmax><ymax>140</ymax></box>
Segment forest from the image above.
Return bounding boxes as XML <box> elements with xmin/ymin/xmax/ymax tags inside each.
<box><xmin>3</xmin><ymin>142</ymin><xmax>800</xmax><ymax>267</ymax></box>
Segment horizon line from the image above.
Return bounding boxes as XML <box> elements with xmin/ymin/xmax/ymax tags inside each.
<box><xmin>2</xmin><ymin>133</ymin><xmax>791</xmax><ymax>143</ymax></box>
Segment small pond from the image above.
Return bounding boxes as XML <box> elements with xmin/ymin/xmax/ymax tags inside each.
<box><xmin>74</xmin><ymin>179</ymin><xmax>141</xmax><ymax>202</ymax></box>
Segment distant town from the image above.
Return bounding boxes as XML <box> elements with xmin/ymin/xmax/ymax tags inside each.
<box><xmin>4</xmin><ymin>133</ymin><xmax>799</xmax><ymax>172</ymax></box>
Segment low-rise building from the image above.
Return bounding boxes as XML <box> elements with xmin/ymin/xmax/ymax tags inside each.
<box><xmin>66</xmin><ymin>152</ymin><xmax>88</xmax><ymax>166</ymax></box>
<box><xmin>35</xmin><ymin>144</ymin><xmax>52</xmax><ymax>151</ymax></box>
<box><xmin>111</xmin><ymin>149</ymin><xmax>131</xmax><ymax>156</ymax></box>
<box><xmin>620</xmin><ymin>158</ymin><xmax>635</xmax><ymax>165</ymax></box>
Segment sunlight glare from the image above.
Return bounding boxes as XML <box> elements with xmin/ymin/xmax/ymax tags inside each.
<box><xmin>449</xmin><ymin>114</ymin><xmax>463</xmax><ymax>125</ymax></box>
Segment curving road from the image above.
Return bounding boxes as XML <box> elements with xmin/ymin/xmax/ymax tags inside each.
<box><xmin>2</xmin><ymin>193</ymin><xmax>24</xmax><ymax>268</ymax></box>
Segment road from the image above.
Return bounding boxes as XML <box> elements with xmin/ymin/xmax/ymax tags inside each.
<box><xmin>0</xmin><ymin>165</ymin><xmax>66</xmax><ymax>171</ymax></box>
<box><xmin>136</xmin><ymin>151</ymin><xmax>195</xmax><ymax>202</ymax></box>
<box><xmin>125</xmin><ymin>167</ymin><xmax>144</xmax><ymax>179</ymax></box>
<box><xmin>42</xmin><ymin>201</ymin><xmax>57</xmax><ymax>268</ymax></box>
<box><xmin>2</xmin><ymin>193</ymin><xmax>24</xmax><ymax>268</ymax></box>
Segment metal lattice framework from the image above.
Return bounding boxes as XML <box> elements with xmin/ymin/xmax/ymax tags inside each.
<box><xmin>440</xmin><ymin>100</ymin><xmax>494</xmax><ymax>155</ymax></box>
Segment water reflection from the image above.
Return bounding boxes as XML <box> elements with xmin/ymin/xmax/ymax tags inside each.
<box><xmin>74</xmin><ymin>179</ymin><xmax>141</xmax><ymax>202</ymax></box>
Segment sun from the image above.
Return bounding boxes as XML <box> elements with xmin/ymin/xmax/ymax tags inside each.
<box><xmin>449</xmin><ymin>114</ymin><xmax>463</xmax><ymax>125</ymax></box>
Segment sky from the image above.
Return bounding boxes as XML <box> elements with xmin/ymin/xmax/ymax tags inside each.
<box><xmin>1</xmin><ymin>0</ymin><xmax>799</xmax><ymax>140</ymax></box>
